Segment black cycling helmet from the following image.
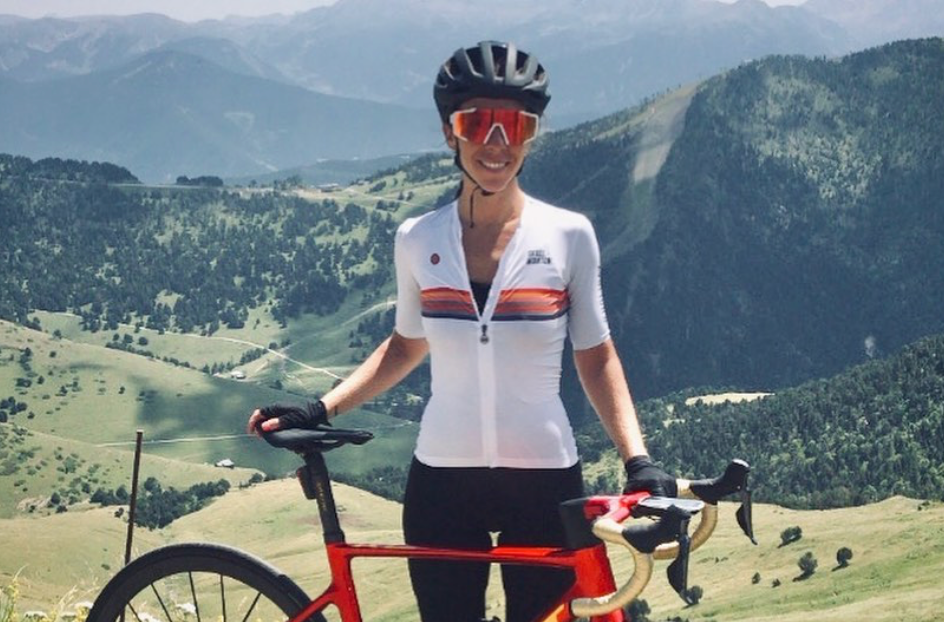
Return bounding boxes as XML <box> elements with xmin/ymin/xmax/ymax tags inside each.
<box><xmin>434</xmin><ymin>40</ymin><xmax>551</xmax><ymax>123</ymax></box>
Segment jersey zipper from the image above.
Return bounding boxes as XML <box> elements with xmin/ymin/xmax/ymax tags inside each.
<box><xmin>454</xmin><ymin>200</ymin><xmax>525</xmax><ymax>467</ymax></box>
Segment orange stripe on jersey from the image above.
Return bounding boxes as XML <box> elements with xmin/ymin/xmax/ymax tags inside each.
<box><xmin>421</xmin><ymin>288</ymin><xmax>478</xmax><ymax>321</ymax></box>
<box><xmin>493</xmin><ymin>288</ymin><xmax>569</xmax><ymax>321</ymax></box>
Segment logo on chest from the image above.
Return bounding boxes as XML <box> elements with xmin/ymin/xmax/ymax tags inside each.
<box><xmin>526</xmin><ymin>249</ymin><xmax>552</xmax><ymax>265</ymax></box>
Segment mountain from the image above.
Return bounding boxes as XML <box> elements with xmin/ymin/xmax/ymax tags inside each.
<box><xmin>3</xmin><ymin>1</ymin><xmax>941</xmax><ymax>123</ymax></box>
<box><xmin>2</xmin><ymin>38</ymin><xmax>942</xmax><ymax>402</ymax></box>
<box><xmin>0</xmin><ymin>49</ymin><xmax>442</xmax><ymax>182</ymax></box>
<box><xmin>0</xmin><ymin>0</ymin><xmax>854</xmax><ymax>121</ymax></box>
<box><xmin>0</xmin><ymin>13</ymin><xmax>187</xmax><ymax>80</ymax></box>
<box><xmin>229</xmin><ymin>0</ymin><xmax>852</xmax><ymax>123</ymax></box>
<box><xmin>155</xmin><ymin>36</ymin><xmax>289</xmax><ymax>83</ymax></box>
<box><xmin>522</xmin><ymin>37</ymin><xmax>944</xmax><ymax>400</ymax></box>
<box><xmin>2</xmin><ymin>0</ymin><xmax>940</xmax><ymax>179</ymax></box>
<box><xmin>804</xmin><ymin>0</ymin><xmax>944</xmax><ymax>49</ymax></box>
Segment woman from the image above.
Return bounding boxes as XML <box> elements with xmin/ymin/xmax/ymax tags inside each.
<box><xmin>249</xmin><ymin>40</ymin><xmax>675</xmax><ymax>622</ymax></box>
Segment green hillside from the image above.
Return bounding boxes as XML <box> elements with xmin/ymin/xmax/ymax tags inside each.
<box><xmin>523</xmin><ymin>38</ymin><xmax>944</xmax><ymax>400</ymax></box>
<box><xmin>0</xmin><ymin>424</ymin><xmax>255</xmax><ymax>519</ymax></box>
<box><xmin>578</xmin><ymin>332</ymin><xmax>944</xmax><ymax>511</ymax></box>
<box><xmin>3</xmin><ymin>38</ymin><xmax>944</xmax><ymax>622</ymax></box>
<box><xmin>0</xmin><ymin>320</ymin><xmax>418</xmax><ymax>486</ymax></box>
<box><xmin>4</xmin><ymin>41</ymin><xmax>943</xmax><ymax>406</ymax></box>
<box><xmin>646</xmin><ymin>333</ymin><xmax>944</xmax><ymax>509</ymax></box>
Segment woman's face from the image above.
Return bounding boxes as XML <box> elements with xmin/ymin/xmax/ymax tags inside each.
<box><xmin>443</xmin><ymin>98</ymin><xmax>533</xmax><ymax>195</ymax></box>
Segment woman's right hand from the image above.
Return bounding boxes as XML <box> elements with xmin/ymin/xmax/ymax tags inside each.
<box><xmin>247</xmin><ymin>401</ymin><xmax>329</xmax><ymax>437</ymax></box>
<box><xmin>247</xmin><ymin>408</ymin><xmax>273</xmax><ymax>436</ymax></box>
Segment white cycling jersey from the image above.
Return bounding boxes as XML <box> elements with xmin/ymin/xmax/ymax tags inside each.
<box><xmin>395</xmin><ymin>195</ymin><xmax>610</xmax><ymax>468</ymax></box>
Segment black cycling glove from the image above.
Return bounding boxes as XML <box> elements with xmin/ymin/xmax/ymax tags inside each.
<box><xmin>259</xmin><ymin>400</ymin><xmax>329</xmax><ymax>430</ymax></box>
<box><xmin>623</xmin><ymin>455</ymin><xmax>678</xmax><ymax>498</ymax></box>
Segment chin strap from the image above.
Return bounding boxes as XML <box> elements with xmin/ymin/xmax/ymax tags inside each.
<box><xmin>454</xmin><ymin>149</ymin><xmax>495</xmax><ymax>229</ymax></box>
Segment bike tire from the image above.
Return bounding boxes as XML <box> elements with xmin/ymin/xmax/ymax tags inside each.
<box><xmin>88</xmin><ymin>543</ymin><xmax>326</xmax><ymax>622</ymax></box>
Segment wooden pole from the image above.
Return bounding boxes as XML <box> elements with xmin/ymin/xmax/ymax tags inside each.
<box><xmin>124</xmin><ymin>429</ymin><xmax>144</xmax><ymax>566</ymax></box>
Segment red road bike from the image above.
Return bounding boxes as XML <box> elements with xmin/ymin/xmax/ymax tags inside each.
<box><xmin>89</xmin><ymin>426</ymin><xmax>755</xmax><ymax>622</ymax></box>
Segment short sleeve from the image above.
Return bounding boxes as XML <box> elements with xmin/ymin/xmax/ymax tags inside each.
<box><xmin>566</xmin><ymin>217</ymin><xmax>610</xmax><ymax>350</ymax></box>
<box><xmin>394</xmin><ymin>222</ymin><xmax>425</xmax><ymax>339</ymax></box>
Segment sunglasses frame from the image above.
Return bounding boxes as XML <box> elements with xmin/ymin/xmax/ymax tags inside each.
<box><xmin>449</xmin><ymin>107</ymin><xmax>541</xmax><ymax>146</ymax></box>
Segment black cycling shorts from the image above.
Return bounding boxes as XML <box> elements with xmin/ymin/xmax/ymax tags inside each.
<box><xmin>402</xmin><ymin>457</ymin><xmax>584</xmax><ymax>622</ymax></box>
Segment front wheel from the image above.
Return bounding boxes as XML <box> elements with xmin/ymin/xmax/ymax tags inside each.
<box><xmin>88</xmin><ymin>543</ymin><xmax>325</xmax><ymax>622</ymax></box>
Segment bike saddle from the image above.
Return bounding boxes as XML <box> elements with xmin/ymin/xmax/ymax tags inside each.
<box><xmin>262</xmin><ymin>427</ymin><xmax>373</xmax><ymax>453</ymax></box>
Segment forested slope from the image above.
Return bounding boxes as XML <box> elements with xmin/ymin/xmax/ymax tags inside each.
<box><xmin>581</xmin><ymin>333</ymin><xmax>944</xmax><ymax>509</ymax></box>
<box><xmin>525</xmin><ymin>38</ymin><xmax>944</xmax><ymax>400</ymax></box>
<box><xmin>2</xmin><ymin>40</ymin><xmax>943</xmax><ymax>512</ymax></box>
<box><xmin>0</xmin><ymin>158</ymin><xmax>401</xmax><ymax>331</ymax></box>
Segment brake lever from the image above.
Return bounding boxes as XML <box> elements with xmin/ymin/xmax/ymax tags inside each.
<box><xmin>688</xmin><ymin>459</ymin><xmax>757</xmax><ymax>545</ymax></box>
<box><xmin>737</xmin><ymin>485</ymin><xmax>757</xmax><ymax>545</ymax></box>
<box><xmin>622</xmin><ymin>503</ymin><xmax>695</xmax><ymax>603</ymax></box>
<box><xmin>667</xmin><ymin>528</ymin><xmax>692</xmax><ymax>602</ymax></box>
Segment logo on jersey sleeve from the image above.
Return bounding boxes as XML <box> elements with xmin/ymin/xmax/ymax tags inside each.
<box><xmin>526</xmin><ymin>249</ymin><xmax>552</xmax><ymax>265</ymax></box>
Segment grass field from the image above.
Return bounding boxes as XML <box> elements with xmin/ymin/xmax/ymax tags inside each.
<box><xmin>0</xmin><ymin>320</ymin><xmax>417</xmax><ymax>488</ymax></box>
<box><xmin>0</xmin><ymin>424</ymin><xmax>257</xmax><ymax>519</ymax></box>
<box><xmin>3</xmin><ymin>476</ymin><xmax>942</xmax><ymax>621</ymax></box>
<box><xmin>625</xmin><ymin>496</ymin><xmax>944</xmax><ymax>621</ymax></box>
<box><xmin>5</xmin><ymin>314</ymin><xmax>944</xmax><ymax>621</ymax></box>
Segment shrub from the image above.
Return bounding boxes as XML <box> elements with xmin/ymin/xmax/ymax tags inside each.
<box><xmin>798</xmin><ymin>551</ymin><xmax>818</xmax><ymax>578</ymax></box>
<box><xmin>623</xmin><ymin>599</ymin><xmax>650</xmax><ymax>622</ymax></box>
<box><xmin>779</xmin><ymin>526</ymin><xmax>803</xmax><ymax>547</ymax></box>
<box><xmin>836</xmin><ymin>546</ymin><xmax>854</xmax><ymax>568</ymax></box>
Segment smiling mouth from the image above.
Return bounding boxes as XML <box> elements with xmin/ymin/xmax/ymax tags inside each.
<box><xmin>479</xmin><ymin>160</ymin><xmax>510</xmax><ymax>170</ymax></box>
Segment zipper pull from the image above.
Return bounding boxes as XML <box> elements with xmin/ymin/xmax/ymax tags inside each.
<box><xmin>479</xmin><ymin>324</ymin><xmax>490</xmax><ymax>344</ymax></box>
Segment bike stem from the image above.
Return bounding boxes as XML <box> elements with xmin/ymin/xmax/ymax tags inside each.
<box><xmin>297</xmin><ymin>451</ymin><xmax>346</xmax><ymax>545</ymax></box>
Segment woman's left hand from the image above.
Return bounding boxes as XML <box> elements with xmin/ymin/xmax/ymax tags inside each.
<box><xmin>623</xmin><ymin>455</ymin><xmax>678</xmax><ymax>497</ymax></box>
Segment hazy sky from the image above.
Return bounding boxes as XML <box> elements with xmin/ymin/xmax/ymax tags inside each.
<box><xmin>1</xmin><ymin>0</ymin><xmax>808</xmax><ymax>23</ymax></box>
<box><xmin>0</xmin><ymin>0</ymin><xmax>338</xmax><ymax>22</ymax></box>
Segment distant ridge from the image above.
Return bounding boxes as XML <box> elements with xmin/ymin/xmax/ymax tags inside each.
<box><xmin>0</xmin><ymin>49</ymin><xmax>441</xmax><ymax>182</ymax></box>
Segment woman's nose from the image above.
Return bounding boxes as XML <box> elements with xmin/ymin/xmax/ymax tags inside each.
<box><xmin>484</xmin><ymin>124</ymin><xmax>509</xmax><ymax>146</ymax></box>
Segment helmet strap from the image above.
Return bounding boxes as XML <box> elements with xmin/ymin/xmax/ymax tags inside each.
<box><xmin>453</xmin><ymin>149</ymin><xmax>495</xmax><ymax>229</ymax></box>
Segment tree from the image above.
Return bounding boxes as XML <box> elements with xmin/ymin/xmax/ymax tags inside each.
<box><xmin>780</xmin><ymin>526</ymin><xmax>803</xmax><ymax>547</ymax></box>
<box><xmin>752</xmin><ymin>572</ymin><xmax>761</xmax><ymax>585</ymax></box>
<box><xmin>836</xmin><ymin>547</ymin><xmax>853</xmax><ymax>568</ymax></box>
<box><xmin>624</xmin><ymin>599</ymin><xmax>650</xmax><ymax>622</ymax></box>
<box><xmin>797</xmin><ymin>551</ymin><xmax>818</xmax><ymax>578</ymax></box>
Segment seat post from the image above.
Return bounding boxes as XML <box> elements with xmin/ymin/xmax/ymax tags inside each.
<box><xmin>298</xmin><ymin>451</ymin><xmax>346</xmax><ymax>544</ymax></box>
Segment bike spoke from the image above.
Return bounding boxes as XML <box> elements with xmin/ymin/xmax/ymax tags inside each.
<box><xmin>150</xmin><ymin>582</ymin><xmax>174</xmax><ymax>622</ymax></box>
<box><xmin>187</xmin><ymin>572</ymin><xmax>201</xmax><ymax>622</ymax></box>
<box><xmin>92</xmin><ymin>543</ymin><xmax>319</xmax><ymax>622</ymax></box>
<box><xmin>239</xmin><ymin>591</ymin><xmax>264</xmax><ymax>622</ymax></box>
<box><xmin>126</xmin><ymin>602</ymin><xmax>145</xmax><ymax>622</ymax></box>
<box><xmin>219</xmin><ymin>574</ymin><xmax>227</xmax><ymax>622</ymax></box>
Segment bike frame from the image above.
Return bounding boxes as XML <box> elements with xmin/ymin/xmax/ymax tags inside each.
<box><xmin>290</xmin><ymin>450</ymin><xmax>630</xmax><ymax>622</ymax></box>
<box><xmin>295</xmin><ymin>541</ymin><xmax>623</xmax><ymax>622</ymax></box>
